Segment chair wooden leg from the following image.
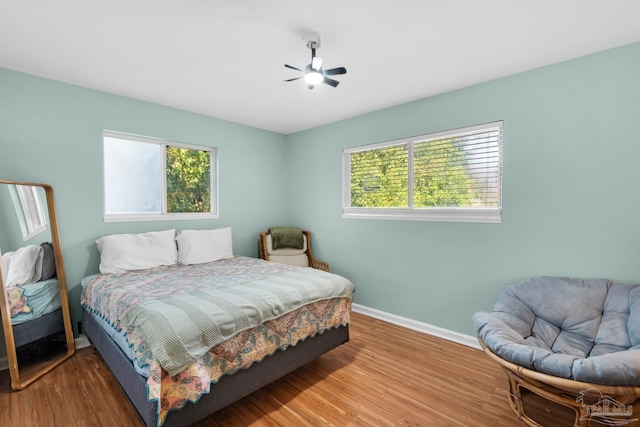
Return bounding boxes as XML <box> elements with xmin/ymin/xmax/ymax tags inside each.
<box><xmin>501</xmin><ymin>368</ymin><xmax>638</xmax><ymax>427</ymax></box>
<box><xmin>506</xmin><ymin>370</ymin><xmax>525</xmax><ymax>421</ymax></box>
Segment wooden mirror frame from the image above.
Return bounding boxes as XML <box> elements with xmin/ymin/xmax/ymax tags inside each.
<box><xmin>0</xmin><ymin>179</ymin><xmax>75</xmax><ymax>390</ymax></box>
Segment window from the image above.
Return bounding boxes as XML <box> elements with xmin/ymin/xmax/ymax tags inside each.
<box><xmin>103</xmin><ymin>132</ymin><xmax>216</xmax><ymax>222</ymax></box>
<box><xmin>15</xmin><ymin>185</ymin><xmax>48</xmax><ymax>240</ymax></box>
<box><xmin>342</xmin><ymin>122</ymin><xmax>502</xmax><ymax>223</ymax></box>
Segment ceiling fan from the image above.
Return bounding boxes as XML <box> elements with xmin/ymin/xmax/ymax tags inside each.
<box><xmin>284</xmin><ymin>33</ymin><xmax>347</xmax><ymax>89</ymax></box>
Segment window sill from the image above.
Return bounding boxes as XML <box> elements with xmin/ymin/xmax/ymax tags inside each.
<box><xmin>342</xmin><ymin>207</ymin><xmax>501</xmax><ymax>223</ymax></box>
<box><xmin>22</xmin><ymin>225</ymin><xmax>49</xmax><ymax>242</ymax></box>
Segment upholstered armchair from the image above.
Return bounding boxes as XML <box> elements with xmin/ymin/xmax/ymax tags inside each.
<box><xmin>259</xmin><ymin>229</ymin><xmax>329</xmax><ymax>272</ymax></box>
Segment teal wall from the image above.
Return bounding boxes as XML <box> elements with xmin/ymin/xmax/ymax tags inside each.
<box><xmin>0</xmin><ymin>185</ymin><xmax>23</xmax><ymax>252</ymax></box>
<box><xmin>0</xmin><ymin>69</ymin><xmax>288</xmax><ymax>355</ymax></box>
<box><xmin>1</xmin><ymin>42</ymin><xmax>639</xmax><ymax>360</ymax></box>
<box><xmin>285</xmin><ymin>42</ymin><xmax>640</xmax><ymax>335</ymax></box>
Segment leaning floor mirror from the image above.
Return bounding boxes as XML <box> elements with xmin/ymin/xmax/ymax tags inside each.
<box><xmin>0</xmin><ymin>179</ymin><xmax>75</xmax><ymax>390</ymax></box>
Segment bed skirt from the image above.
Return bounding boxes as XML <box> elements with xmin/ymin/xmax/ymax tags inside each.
<box><xmin>82</xmin><ymin>308</ymin><xmax>350</xmax><ymax>427</ymax></box>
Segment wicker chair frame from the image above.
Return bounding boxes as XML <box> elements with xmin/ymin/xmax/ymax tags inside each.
<box><xmin>479</xmin><ymin>338</ymin><xmax>640</xmax><ymax>427</ymax></box>
<box><xmin>259</xmin><ymin>230</ymin><xmax>329</xmax><ymax>272</ymax></box>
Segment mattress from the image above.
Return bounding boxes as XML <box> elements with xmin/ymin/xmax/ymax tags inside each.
<box><xmin>11</xmin><ymin>278</ymin><xmax>61</xmax><ymax>325</ymax></box>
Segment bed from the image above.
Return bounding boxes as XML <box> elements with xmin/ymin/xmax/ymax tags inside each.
<box><xmin>11</xmin><ymin>279</ymin><xmax>64</xmax><ymax>348</ymax></box>
<box><xmin>81</xmin><ymin>228</ymin><xmax>354</xmax><ymax>427</ymax></box>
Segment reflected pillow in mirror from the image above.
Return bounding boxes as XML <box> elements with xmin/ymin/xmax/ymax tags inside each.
<box><xmin>176</xmin><ymin>227</ymin><xmax>233</xmax><ymax>265</ymax></box>
<box><xmin>40</xmin><ymin>242</ymin><xmax>56</xmax><ymax>280</ymax></box>
<box><xmin>2</xmin><ymin>245</ymin><xmax>43</xmax><ymax>288</ymax></box>
<box><xmin>96</xmin><ymin>229</ymin><xmax>178</xmax><ymax>274</ymax></box>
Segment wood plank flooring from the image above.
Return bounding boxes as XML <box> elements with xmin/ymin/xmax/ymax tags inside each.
<box><xmin>1</xmin><ymin>312</ymin><xmax>584</xmax><ymax>426</ymax></box>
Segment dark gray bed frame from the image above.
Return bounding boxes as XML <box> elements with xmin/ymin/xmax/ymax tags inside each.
<box><xmin>14</xmin><ymin>308</ymin><xmax>64</xmax><ymax>348</ymax></box>
<box><xmin>83</xmin><ymin>308</ymin><xmax>349</xmax><ymax>427</ymax></box>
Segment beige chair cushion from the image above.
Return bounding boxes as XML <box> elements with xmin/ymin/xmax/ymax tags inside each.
<box><xmin>268</xmin><ymin>254</ymin><xmax>309</xmax><ymax>268</ymax></box>
<box><xmin>266</xmin><ymin>234</ymin><xmax>307</xmax><ymax>256</ymax></box>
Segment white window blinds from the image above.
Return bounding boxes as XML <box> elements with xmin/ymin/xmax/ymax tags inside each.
<box><xmin>343</xmin><ymin>121</ymin><xmax>502</xmax><ymax>223</ymax></box>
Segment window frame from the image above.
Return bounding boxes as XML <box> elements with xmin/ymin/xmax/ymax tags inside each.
<box><xmin>103</xmin><ymin>131</ymin><xmax>218</xmax><ymax>222</ymax></box>
<box><xmin>342</xmin><ymin>121</ymin><xmax>503</xmax><ymax>223</ymax></box>
<box><xmin>15</xmin><ymin>185</ymin><xmax>48</xmax><ymax>240</ymax></box>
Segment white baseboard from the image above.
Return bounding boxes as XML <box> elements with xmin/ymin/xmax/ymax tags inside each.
<box><xmin>351</xmin><ymin>303</ymin><xmax>481</xmax><ymax>350</ymax></box>
<box><xmin>0</xmin><ymin>335</ymin><xmax>92</xmax><ymax>371</ymax></box>
<box><xmin>75</xmin><ymin>335</ymin><xmax>91</xmax><ymax>349</ymax></box>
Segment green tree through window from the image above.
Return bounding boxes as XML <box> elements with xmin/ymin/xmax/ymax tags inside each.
<box><xmin>350</xmin><ymin>138</ymin><xmax>477</xmax><ymax>208</ymax></box>
<box><xmin>166</xmin><ymin>147</ymin><xmax>211</xmax><ymax>213</ymax></box>
<box><xmin>350</xmin><ymin>145</ymin><xmax>408</xmax><ymax>208</ymax></box>
<box><xmin>413</xmin><ymin>137</ymin><xmax>475</xmax><ymax>207</ymax></box>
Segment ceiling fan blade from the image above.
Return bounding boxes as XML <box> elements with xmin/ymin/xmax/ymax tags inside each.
<box><xmin>284</xmin><ymin>77</ymin><xmax>303</xmax><ymax>82</ymax></box>
<box><xmin>284</xmin><ymin>64</ymin><xmax>303</xmax><ymax>72</ymax></box>
<box><xmin>323</xmin><ymin>77</ymin><xmax>340</xmax><ymax>88</ymax></box>
<box><xmin>324</xmin><ymin>67</ymin><xmax>347</xmax><ymax>76</ymax></box>
<box><xmin>311</xmin><ymin>56</ymin><xmax>323</xmax><ymax>71</ymax></box>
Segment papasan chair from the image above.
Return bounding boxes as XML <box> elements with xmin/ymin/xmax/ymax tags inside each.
<box><xmin>473</xmin><ymin>277</ymin><xmax>640</xmax><ymax>427</ymax></box>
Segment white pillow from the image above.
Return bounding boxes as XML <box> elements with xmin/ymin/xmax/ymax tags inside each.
<box><xmin>96</xmin><ymin>229</ymin><xmax>177</xmax><ymax>274</ymax></box>
<box><xmin>3</xmin><ymin>245</ymin><xmax>44</xmax><ymax>288</ymax></box>
<box><xmin>176</xmin><ymin>227</ymin><xmax>233</xmax><ymax>265</ymax></box>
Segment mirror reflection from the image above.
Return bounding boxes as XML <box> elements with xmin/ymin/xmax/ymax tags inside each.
<box><xmin>0</xmin><ymin>180</ymin><xmax>75</xmax><ymax>390</ymax></box>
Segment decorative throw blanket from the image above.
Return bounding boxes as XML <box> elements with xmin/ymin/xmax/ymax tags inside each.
<box><xmin>7</xmin><ymin>286</ymin><xmax>31</xmax><ymax>317</ymax></box>
<box><xmin>268</xmin><ymin>226</ymin><xmax>304</xmax><ymax>250</ymax></box>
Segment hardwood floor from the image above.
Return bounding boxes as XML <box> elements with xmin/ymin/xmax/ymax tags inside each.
<box><xmin>1</xmin><ymin>312</ymin><xmax>584</xmax><ymax>426</ymax></box>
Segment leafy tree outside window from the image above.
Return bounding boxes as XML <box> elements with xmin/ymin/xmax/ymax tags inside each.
<box><xmin>350</xmin><ymin>145</ymin><xmax>408</xmax><ymax>208</ymax></box>
<box><xmin>166</xmin><ymin>147</ymin><xmax>211</xmax><ymax>213</ymax></box>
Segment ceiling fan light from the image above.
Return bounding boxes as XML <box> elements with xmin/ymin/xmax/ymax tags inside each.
<box><xmin>311</xmin><ymin>56</ymin><xmax>323</xmax><ymax>71</ymax></box>
<box><xmin>304</xmin><ymin>71</ymin><xmax>323</xmax><ymax>85</ymax></box>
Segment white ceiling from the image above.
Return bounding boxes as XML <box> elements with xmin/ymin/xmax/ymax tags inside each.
<box><xmin>2</xmin><ymin>1</ymin><xmax>640</xmax><ymax>134</ymax></box>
